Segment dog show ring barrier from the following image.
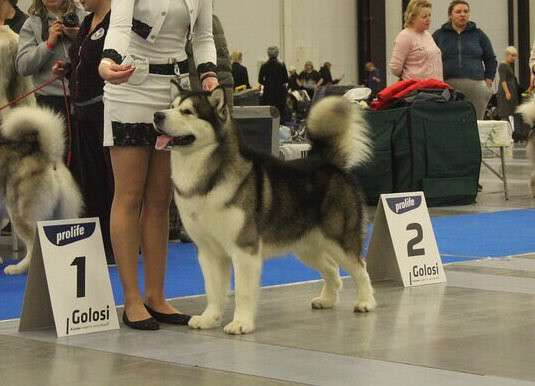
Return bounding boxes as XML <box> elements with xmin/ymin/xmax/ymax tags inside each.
<box><xmin>477</xmin><ymin>120</ymin><xmax>513</xmax><ymax>200</ymax></box>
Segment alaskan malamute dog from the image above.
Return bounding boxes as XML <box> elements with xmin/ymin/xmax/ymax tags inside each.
<box><xmin>154</xmin><ymin>85</ymin><xmax>376</xmax><ymax>334</ymax></box>
<box><xmin>0</xmin><ymin>26</ymin><xmax>35</xmax><ymax>116</ymax></box>
<box><xmin>517</xmin><ymin>99</ymin><xmax>535</xmax><ymax>196</ymax></box>
<box><xmin>0</xmin><ymin>106</ymin><xmax>83</xmax><ymax>274</ymax></box>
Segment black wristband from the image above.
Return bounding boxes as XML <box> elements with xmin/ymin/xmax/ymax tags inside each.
<box><xmin>102</xmin><ymin>49</ymin><xmax>123</xmax><ymax>65</ymax></box>
<box><xmin>197</xmin><ymin>62</ymin><xmax>217</xmax><ymax>75</ymax></box>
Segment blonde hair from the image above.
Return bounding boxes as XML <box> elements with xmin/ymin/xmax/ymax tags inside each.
<box><xmin>404</xmin><ymin>0</ymin><xmax>432</xmax><ymax>28</ymax></box>
<box><xmin>28</xmin><ymin>0</ymin><xmax>76</xmax><ymax>18</ymax></box>
<box><xmin>230</xmin><ymin>51</ymin><xmax>242</xmax><ymax>63</ymax></box>
<box><xmin>505</xmin><ymin>46</ymin><xmax>518</xmax><ymax>56</ymax></box>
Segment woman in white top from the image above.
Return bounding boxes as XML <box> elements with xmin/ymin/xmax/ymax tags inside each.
<box><xmin>98</xmin><ymin>0</ymin><xmax>219</xmax><ymax>330</ymax></box>
<box><xmin>389</xmin><ymin>0</ymin><xmax>443</xmax><ymax>81</ymax></box>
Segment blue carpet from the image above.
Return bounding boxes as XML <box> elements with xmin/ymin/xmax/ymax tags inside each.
<box><xmin>1</xmin><ymin>209</ymin><xmax>535</xmax><ymax>320</ymax></box>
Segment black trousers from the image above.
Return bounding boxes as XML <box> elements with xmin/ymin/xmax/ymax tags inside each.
<box><xmin>72</xmin><ymin>102</ymin><xmax>115</xmax><ymax>262</ymax></box>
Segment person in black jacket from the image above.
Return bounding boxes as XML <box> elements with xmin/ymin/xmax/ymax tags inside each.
<box><xmin>0</xmin><ymin>0</ymin><xmax>27</xmax><ymax>34</ymax></box>
<box><xmin>318</xmin><ymin>62</ymin><xmax>341</xmax><ymax>87</ymax></box>
<box><xmin>432</xmin><ymin>0</ymin><xmax>497</xmax><ymax>119</ymax></box>
<box><xmin>299</xmin><ymin>61</ymin><xmax>321</xmax><ymax>98</ymax></box>
<box><xmin>52</xmin><ymin>0</ymin><xmax>114</xmax><ymax>264</ymax></box>
<box><xmin>258</xmin><ymin>46</ymin><xmax>288</xmax><ymax>121</ymax></box>
<box><xmin>231</xmin><ymin>51</ymin><xmax>250</xmax><ymax>90</ymax></box>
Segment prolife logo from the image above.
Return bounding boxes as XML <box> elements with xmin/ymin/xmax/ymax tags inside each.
<box><xmin>386</xmin><ymin>196</ymin><xmax>422</xmax><ymax>215</ymax></box>
<box><xmin>44</xmin><ymin>223</ymin><xmax>96</xmax><ymax>246</ymax></box>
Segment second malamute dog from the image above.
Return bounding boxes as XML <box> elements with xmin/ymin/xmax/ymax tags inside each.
<box><xmin>154</xmin><ymin>85</ymin><xmax>376</xmax><ymax>334</ymax></box>
<box><xmin>0</xmin><ymin>26</ymin><xmax>35</xmax><ymax>116</ymax></box>
<box><xmin>517</xmin><ymin>99</ymin><xmax>535</xmax><ymax>196</ymax></box>
<box><xmin>0</xmin><ymin>106</ymin><xmax>83</xmax><ymax>274</ymax></box>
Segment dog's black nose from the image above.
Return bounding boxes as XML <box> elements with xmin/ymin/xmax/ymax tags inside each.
<box><xmin>154</xmin><ymin>112</ymin><xmax>166</xmax><ymax>124</ymax></box>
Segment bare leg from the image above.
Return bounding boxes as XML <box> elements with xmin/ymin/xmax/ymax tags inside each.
<box><xmin>140</xmin><ymin>149</ymin><xmax>180</xmax><ymax>314</ymax></box>
<box><xmin>109</xmin><ymin>147</ymin><xmax>151</xmax><ymax>322</ymax></box>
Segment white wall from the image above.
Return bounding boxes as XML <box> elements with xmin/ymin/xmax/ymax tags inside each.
<box><xmin>215</xmin><ymin>0</ymin><xmax>358</xmax><ymax>87</ymax></box>
<box><xmin>385</xmin><ymin>0</ymin><xmax>509</xmax><ymax>85</ymax></box>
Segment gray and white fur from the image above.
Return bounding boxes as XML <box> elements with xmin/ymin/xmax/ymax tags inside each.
<box><xmin>154</xmin><ymin>86</ymin><xmax>376</xmax><ymax>335</ymax></box>
<box><xmin>517</xmin><ymin>98</ymin><xmax>535</xmax><ymax>196</ymax></box>
<box><xmin>0</xmin><ymin>106</ymin><xmax>83</xmax><ymax>274</ymax></box>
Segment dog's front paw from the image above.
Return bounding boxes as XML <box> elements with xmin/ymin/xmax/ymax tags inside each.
<box><xmin>223</xmin><ymin>319</ymin><xmax>255</xmax><ymax>335</ymax></box>
<box><xmin>4</xmin><ymin>263</ymin><xmax>27</xmax><ymax>275</ymax></box>
<box><xmin>188</xmin><ymin>314</ymin><xmax>222</xmax><ymax>330</ymax></box>
<box><xmin>353</xmin><ymin>297</ymin><xmax>377</xmax><ymax>313</ymax></box>
<box><xmin>311</xmin><ymin>296</ymin><xmax>337</xmax><ymax>309</ymax></box>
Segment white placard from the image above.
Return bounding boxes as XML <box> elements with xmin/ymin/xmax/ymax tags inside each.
<box><xmin>367</xmin><ymin>192</ymin><xmax>446</xmax><ymax>287</ymax></box>
<box><xmin>19</xmin><ymin>218</ymin><xmax>119</xmax><ymax>337</ymax></box>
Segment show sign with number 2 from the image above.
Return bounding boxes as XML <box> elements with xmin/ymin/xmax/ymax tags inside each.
<box><xmin>366</xmin><ymin>192</ymin><xmax>446</xmax><ymax>287</ymax></box>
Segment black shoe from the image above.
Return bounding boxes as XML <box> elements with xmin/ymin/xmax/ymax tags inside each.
<box><xmin>144</xmin><ymin>304</ymin><xmax>191</xmax><ymax>325</ymax></box>
<box><xmin>122</xmin><ymin>310</ymin><xmax>159</xmax><ymax>330</ymax></box>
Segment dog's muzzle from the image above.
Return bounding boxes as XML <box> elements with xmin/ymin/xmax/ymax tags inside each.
<box><xmin>153</xmin><ymin>112</ymin><xmax>196</xmax><ymax>149</ymax></box>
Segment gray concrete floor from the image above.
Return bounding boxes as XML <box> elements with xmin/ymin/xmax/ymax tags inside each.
<box><xmin>1</xmin><ymin>145</ymin><xmax>535</xmax><ymax>386</ymax></box>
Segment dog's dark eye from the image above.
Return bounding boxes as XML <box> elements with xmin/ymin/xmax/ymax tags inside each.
<box><xmin>182</xmin><ymin>109</ymin><xmax>193</xmax><ymax>116</ymax></box>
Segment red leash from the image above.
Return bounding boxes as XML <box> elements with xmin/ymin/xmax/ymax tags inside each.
<box><xmin>0</xmin><ymin>76</ymin><xmax>61</xmax><ymax>112</ymax></box>
<box><xmin>0</xmin><ymin>76</ymin><xmax>73</xmax><ymax>166</ymax></box>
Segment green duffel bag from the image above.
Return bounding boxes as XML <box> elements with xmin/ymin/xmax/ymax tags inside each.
<box><xmin>356</xmin><ymin>107</ymin><xmax>410</xmax><ymax>204</ymax></box>
<box><xmin>409</xmin><ymin>101</ymin><xmax>481</xmax><ymax>206</ymax></box>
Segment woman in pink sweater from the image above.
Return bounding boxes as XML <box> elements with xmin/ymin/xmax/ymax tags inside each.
<box><xmin>389</xmin><ymin>0</ymin><xmax>443</xmax><ymax>81</ymax></box>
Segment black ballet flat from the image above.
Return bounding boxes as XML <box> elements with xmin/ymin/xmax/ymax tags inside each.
<box><xmin>144</xmin><ymin>304</ymin><xmax>191</xmax><ymax>325</ymax></box>
<box><xmin>122</xmin><ymin>311</ymin><xmax>160</xmax><ymax>330</ymax></box>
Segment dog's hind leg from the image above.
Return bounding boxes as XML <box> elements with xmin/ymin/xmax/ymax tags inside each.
<box><xmin>224</xmin><ymin>250</ymin><xmax>262</xmax><ymax>335</ymax></box>
<box><xmin>298</xmin><ymin>252</ymin><xmax>342</xmax><ymax>309</ymax></box>
<box><xmin>329</xmin><ymin>248</ymin><xmax>376</xmax><ymax>313</ymax></box>
<box><xmin>189</xmin><ymin>246</ymin><xmax>232</xmax><ymax>330</ymax></box>
<box><xmin>3</xmin><ymin>216</ymin><xmax>35</xmax><ymax>275</ymax></box>
<box><xmin>56</xmin><ymin>169</ymin><xmax>83</xmax><ymax>219</ymax></box>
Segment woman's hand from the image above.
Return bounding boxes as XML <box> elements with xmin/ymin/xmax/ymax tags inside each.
<box><xmin>62</xmin><ymin>25</ymin><xmax>79</xmax><ymax>40</ymax></box>
<box><xmin>52</xmin><ymin>60</ymin><xmax>65</xmax><ymax>78</ymax></box>
<box><xmin>485</xmin><ymin>79</ymin><xmax>493</xmax><ymax>88</ymax></box>
<box><xmin>201</xmin><ymin>76</ymin><xmax>219</xmax><ymax>91</ymax></box>
<box><xmin>505</xmin><ymin>91</ymin><xmax>512</xmax><ymax>101</ymax></box>
<box><xmin>98</xmin><ymin>59</ymin><xmax>135</xmax><ymax>85</ymax></box>
<box><xmin>47</xmin><ymin>21</ymin><xmax>63</xmax><ymax>49</ymax></box>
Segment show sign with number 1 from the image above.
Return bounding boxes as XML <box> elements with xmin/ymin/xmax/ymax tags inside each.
<box><xmin>366</xmin><ymin>192</ymin><xmax>446</xmax><ymax>287</ymax></box>
<box><xmin>19</xmin><ymin>218</ymin><xmax>119</xmax><ymax>337</ymax></box>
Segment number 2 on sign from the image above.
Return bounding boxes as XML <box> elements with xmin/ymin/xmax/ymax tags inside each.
<box><xmin>406</xmin><ymin>223</ymin><xmax>425</xmax><ymax>257</ymax></box>
<box><xmin>71</xmin><ymin>256</ymin><xmax>86</xmax><ymax>298</ymax></box>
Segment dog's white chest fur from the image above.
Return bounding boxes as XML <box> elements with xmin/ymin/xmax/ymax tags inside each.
<box><xmin>173</xmin><ymin>177</ymin><xmax>246</xmax><ymax>245</ymax></box>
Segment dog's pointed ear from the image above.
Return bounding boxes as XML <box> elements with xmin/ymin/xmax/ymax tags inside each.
<box><xmin>207</xmin><ymin>87</ymin><xmax>228</xmax><ymax>121</ymax></box>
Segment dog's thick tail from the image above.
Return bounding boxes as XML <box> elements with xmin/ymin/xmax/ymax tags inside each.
<box><xmin>517</xmin><ymin>97</ymin><xmax>535</xmax><ymax>126</ymax></box>
<box><xmin>1</xmin><ymin>106</ymin><xmax>65</xmax><ymax>162</ymax></box>
<box><xmin>306</xmin><ymin>96</ymin><xmax>371</xmax><ymax>170</ymax></box>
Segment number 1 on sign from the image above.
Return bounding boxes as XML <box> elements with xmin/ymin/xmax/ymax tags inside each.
<box><xmin>70</xmin><ymin>256</ymin><xmax>86</xmax><ymax>298</ymax></box>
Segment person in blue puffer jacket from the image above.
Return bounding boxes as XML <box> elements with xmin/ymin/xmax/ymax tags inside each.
<box><xmin>433</xmin><ymin>0</ymin><xmax>497</xmax><ymax>119</ymax></box>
